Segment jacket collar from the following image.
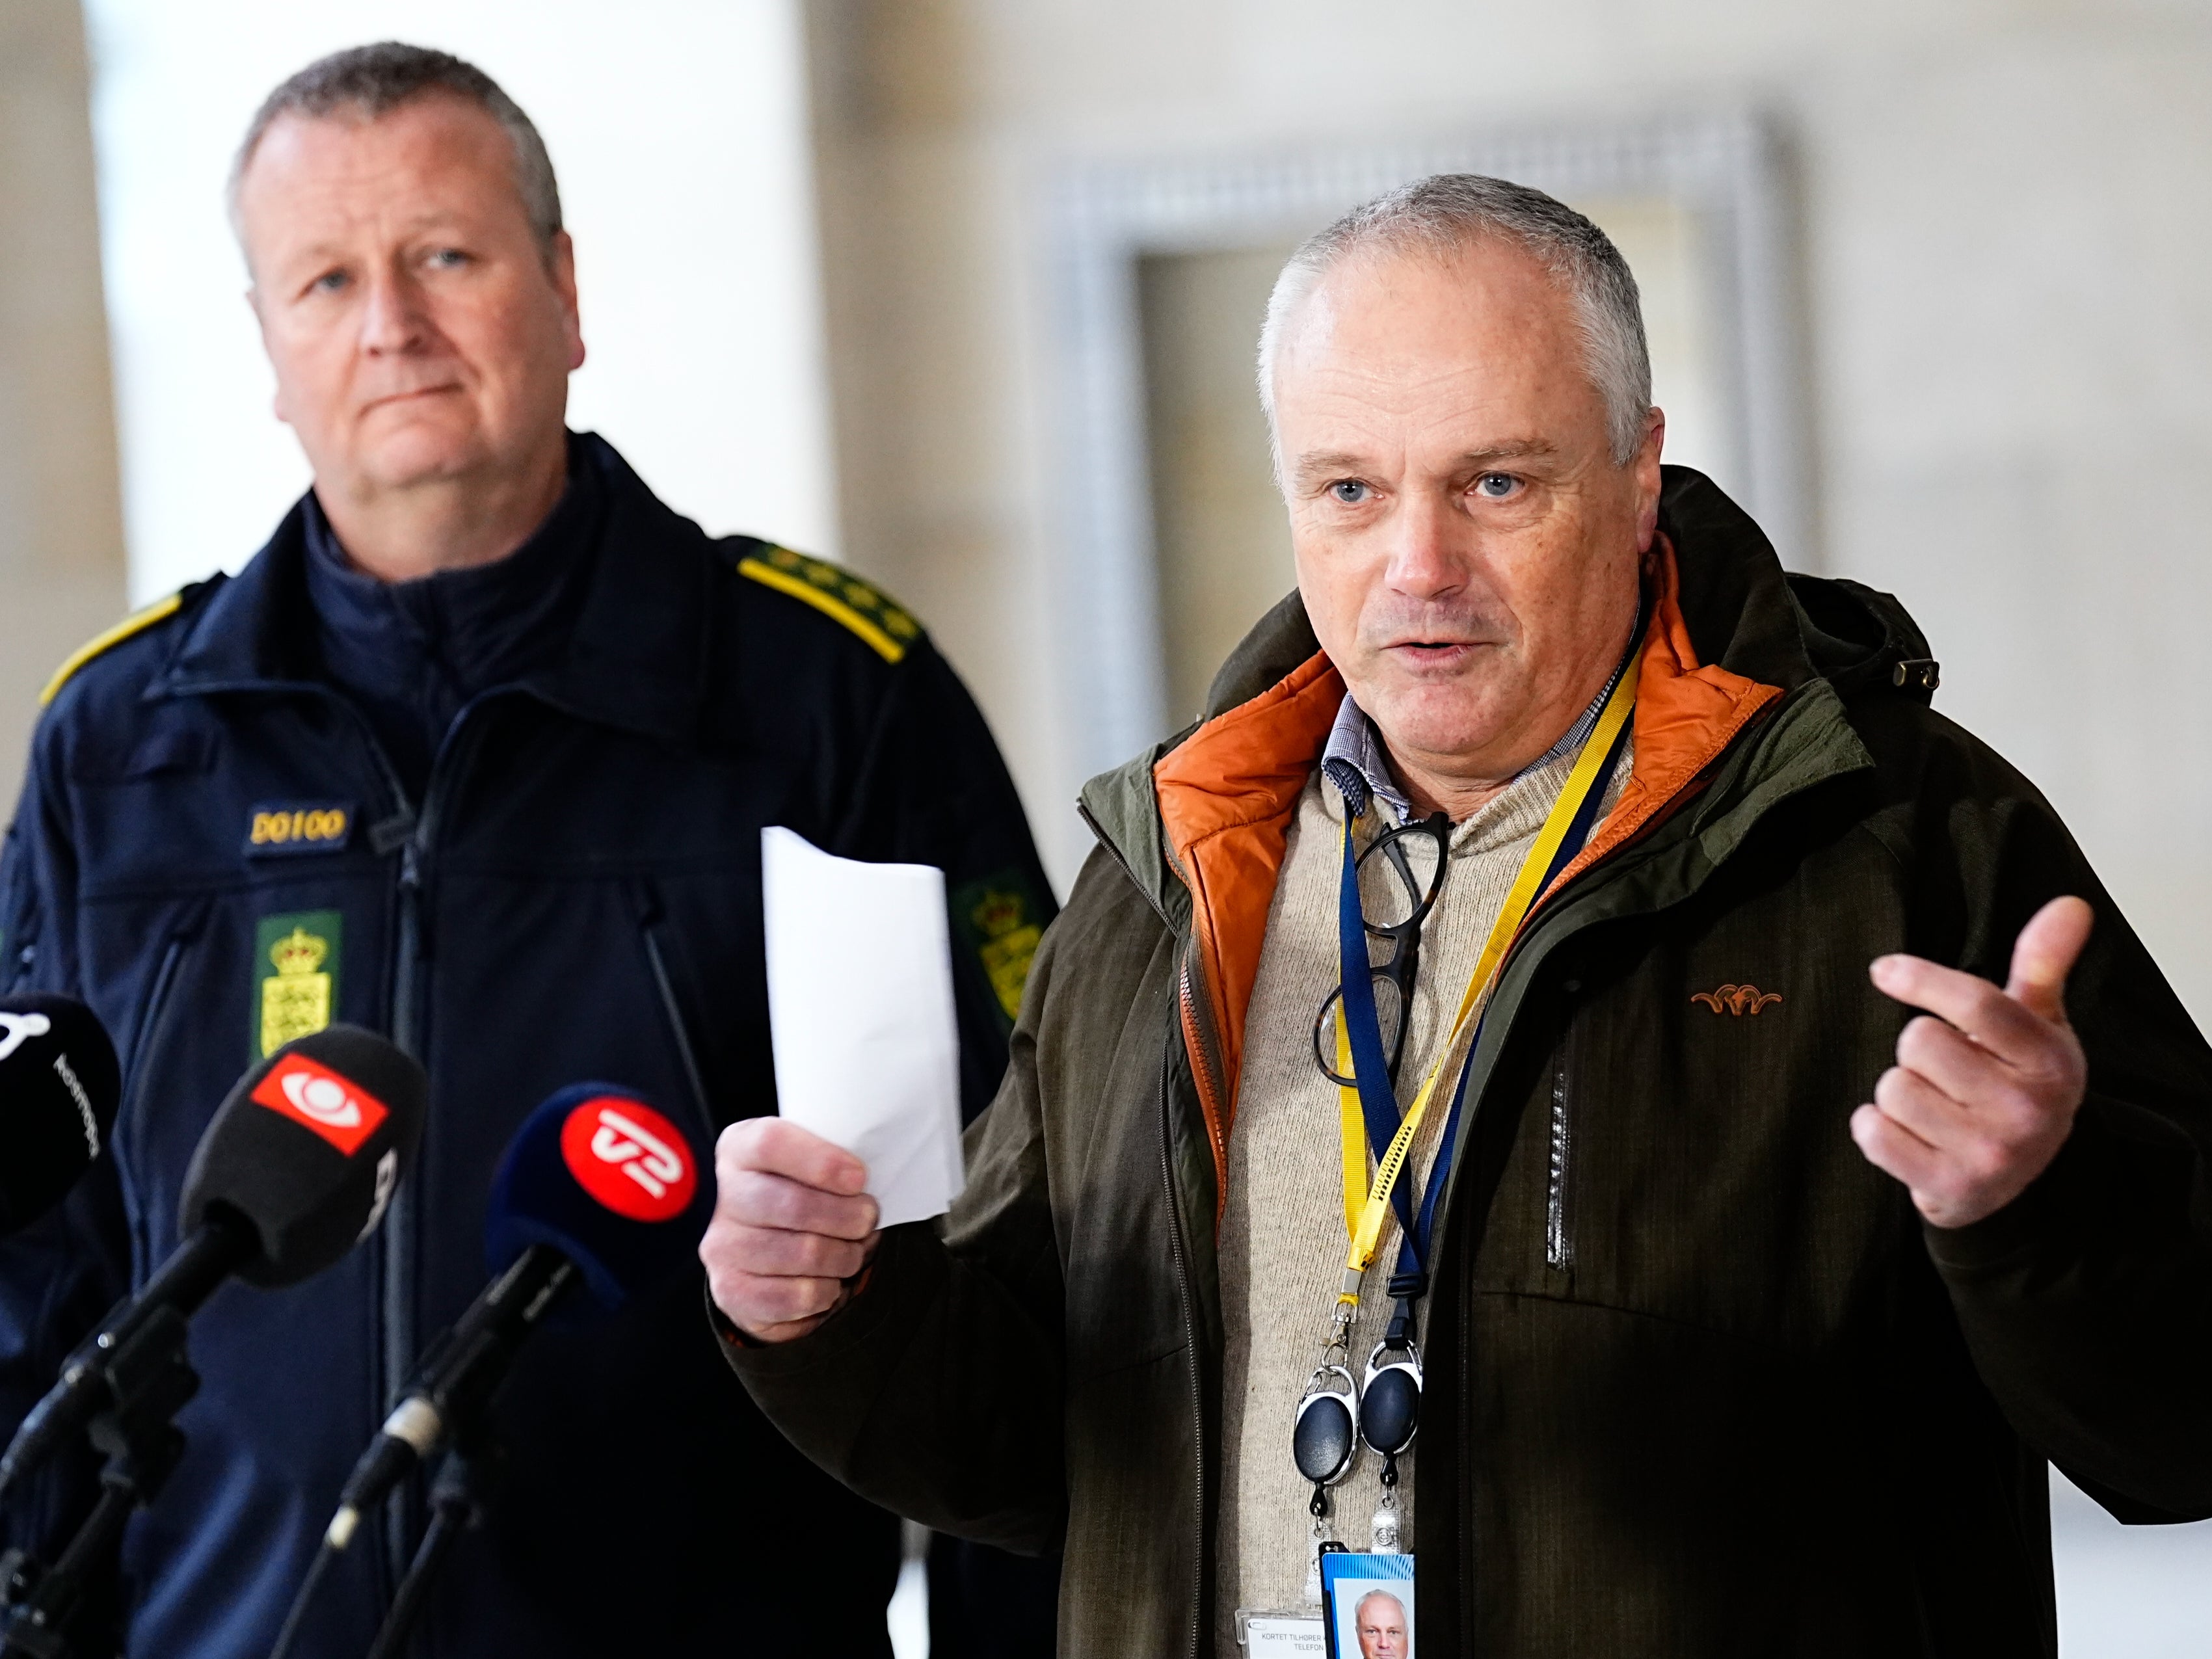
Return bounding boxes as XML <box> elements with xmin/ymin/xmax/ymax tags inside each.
<box><xmin>150</xmin><ymin>433</ymin><xmax>714</xmax><ymax>751</ymax></box>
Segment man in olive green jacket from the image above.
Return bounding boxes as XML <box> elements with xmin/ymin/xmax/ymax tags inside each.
<box><xmin>702</xmin><ymin>177</ymin><xmax>2212</xmax><ymax>1656</ymax></box>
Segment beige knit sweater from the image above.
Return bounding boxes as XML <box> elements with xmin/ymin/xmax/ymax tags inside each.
<box><xmin>1214</xmin><ymin>741</ymin><xmax>1631</xmax><ymax>1653</ymax></box>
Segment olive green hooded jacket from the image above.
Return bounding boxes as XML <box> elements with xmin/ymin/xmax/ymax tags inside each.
<box><xmin>724</xmin><ymin>470</ymin><xmax>2212</xmax><ymax>1656</ymax></box>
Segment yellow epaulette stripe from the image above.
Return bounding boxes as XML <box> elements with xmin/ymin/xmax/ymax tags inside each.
<box><xmin>738</xmin><ymin>555</ymin><xmax>913</xmax><ymax>665</ymax></box>
<box><xmin>38</xmin><ymin>592</ymin><xmax>186</xmax><ymax>708</ymax></box>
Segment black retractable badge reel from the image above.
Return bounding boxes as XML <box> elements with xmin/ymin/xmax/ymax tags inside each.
<box><xmin>1359</xmin><ymin>1295</ymin><xmax>1423</xmax><ymax>1552</ymax></box>
<box><xmin>1294</xmin><ymin>1341</ymin><xmax>1359</xmax><ymax>1567</ymax></box>
<box><xmin>1294</xmin><ymin>1360</ymin><xmax>1359</xmax><ymax>1496</ymax></box>
<box><xmin>1290</xmin><ymin>1334</ymin><xmax>1360</xmax><ymax>1610</ymax></box>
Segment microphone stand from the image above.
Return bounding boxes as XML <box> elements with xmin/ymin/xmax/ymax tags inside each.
<box><xmin>0</xmin><ymin>1308</ymin><xmax>202</xmax><ymax>1656</ymax></box>
<box><xmin>362</xmin><ymin>1446</ymin><xmax>490</xmax><ymax>1659</ymax></box>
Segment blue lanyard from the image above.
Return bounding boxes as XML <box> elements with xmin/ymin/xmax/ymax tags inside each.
<box><xmin>1335</xmin><ymin>708</ymin><xmax>1632</xmax><ymax>1306</ymax></box>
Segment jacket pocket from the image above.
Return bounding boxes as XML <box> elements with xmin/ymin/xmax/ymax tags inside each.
<box><xmin>629</xmin><ymin>877</ymin><xmax>720</xmax><ymax>1141</ymax></box>
<box><xmin>1546</xmin><ymin>1042</ymin><xmax>1573</xmax><ymax>1272</ymax></box>
<box><xmin>114</xmin><ymin>911</ymin><xmax>205</xmax><ymax>1283</ymax></box>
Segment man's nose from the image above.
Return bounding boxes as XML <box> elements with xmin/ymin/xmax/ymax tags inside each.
<box><xmin>358</xmin><ymin>267</ymin><xmax>430</xmax><ymax>355</ymax></box>
<box><xmin>1381</xmin><ymin>486</ymin><xmax>1465</xmax><ymax>600</ymax></box>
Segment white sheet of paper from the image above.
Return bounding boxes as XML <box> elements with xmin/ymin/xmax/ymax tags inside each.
<box><xmin>761</xmin><ymin>826</ymin><xmax>965</xmax><ymax>1227</ymax></box>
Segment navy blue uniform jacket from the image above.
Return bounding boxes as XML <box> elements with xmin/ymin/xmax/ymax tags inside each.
<box><xmin>0</xmin><ymin>436</ymin><xmax>1058</xmax><ymax>1654</ymax></box>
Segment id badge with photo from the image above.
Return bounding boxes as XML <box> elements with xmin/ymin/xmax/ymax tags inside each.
<box><xmin>1319</xmin><ymin>1550</ymin><xmax>1415</xmax><ymax>1659</ymax></box>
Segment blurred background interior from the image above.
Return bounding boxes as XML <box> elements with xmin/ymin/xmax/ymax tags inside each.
<box><xmin>3</xmin><ymin>1</ymin><xmax>2208</xmax><ymax>1651</ymax></box>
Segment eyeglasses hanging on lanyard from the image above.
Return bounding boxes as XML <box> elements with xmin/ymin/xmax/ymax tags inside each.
<box><xmin>1310</xmin><ymin>812</ymin><xmax>1450</xmax><ymax>1089</ymax></box>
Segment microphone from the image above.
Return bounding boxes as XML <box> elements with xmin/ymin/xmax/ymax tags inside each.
<box><xmin>0</xmin><ymin>1026</ymin><xmax>426</xmax><ymax>1500</ymax></box>
<box><xmin>0</xmin><ymin>996</ymin><xmax>120</xmax><ymax>1236</ymax></box>
<box><xmin>321</xmin><ymin>1085</ymin><xmax>710</xmax><ymax>1551</ymax></box>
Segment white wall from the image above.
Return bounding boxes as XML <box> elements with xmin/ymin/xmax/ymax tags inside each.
<box><xmin>83</xmin><ymin>0</ymin><xmax>838</xmax><ymax>606</ymax></box>
<box><xmin>0</xmin><ymin>0</ymin><xmax>124</xmax><ymax>799</ymax></box>
<box><xmin>1811</xmin><ymin>30</ymin><xmax>2212</xmax><ymax>1029</ymax></box>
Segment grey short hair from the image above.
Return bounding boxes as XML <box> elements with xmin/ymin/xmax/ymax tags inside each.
<box><xmin>228</xmin><ymin>42</ymin><xmax>562</xmax><ymax>258</ymax></box>
<box><xmin>1353</xmin><ymin>1589</ymin><xmax>1407</xmax><ymax>1623</ymax></box>
<box><xmin>1258</xmin><ymin>174</ymin><xmax>1653</xmax><ymax>466</ymax></box>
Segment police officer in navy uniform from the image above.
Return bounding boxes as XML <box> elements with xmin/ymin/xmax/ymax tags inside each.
<box><xmin>0</xmin><ymin>43</ymin><xmax>1058</xmax><ymax>1657</ymax></box>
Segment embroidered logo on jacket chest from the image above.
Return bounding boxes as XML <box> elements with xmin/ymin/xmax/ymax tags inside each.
<box><xmin>1690</xmin><ymin>983</ymin><xmax>1782</xmax><ymax>1015</ymax></box>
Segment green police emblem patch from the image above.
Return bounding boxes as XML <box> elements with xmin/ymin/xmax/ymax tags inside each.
<box><xmin>950</xmin><ymin>872</ymin><xmax>1045</xmax><ymax>1034</ymax></box>
<box><xmin>253</xmin><ymin>910</ymin><xmax>342</xmax><ymax>1061</ymax></box>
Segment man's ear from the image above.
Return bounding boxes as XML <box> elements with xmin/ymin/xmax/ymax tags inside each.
<box><xmin>1631</xmin><ymin>407</ymin><xmax>1666</xmax><ymax>552</ymax></box>
<box><xmin>548</xmin><ymin>230</ymin><xmax>586</xmax><ymax>373</ymax></box>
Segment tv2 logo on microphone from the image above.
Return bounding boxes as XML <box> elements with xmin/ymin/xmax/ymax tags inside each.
<box><xmin>250</xmin><ymin>1053</ymin><xmax>392</xmax><ymax>1156</ymax></box>
<box><xmin>560</xmin><ymin>1098</ymin><xmax>697</xmax><ymax>1222</ymax></box>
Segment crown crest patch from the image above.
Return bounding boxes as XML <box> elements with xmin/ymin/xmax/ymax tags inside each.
<box><xmin>253</xmin><ymin>911</ymin><xmax>343</xmax><ymax>1061</ymax></box>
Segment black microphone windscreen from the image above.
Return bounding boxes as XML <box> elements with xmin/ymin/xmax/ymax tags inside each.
<box><xmin>483</xmin><ymin>1085</ymin><xmax>711</xmax><ymax>1316</ymax></box>
<box><xmin>178</xmin><ymin>1026</ymin><xmax>428</xmax><ymax>1286</ymax></box>
<box><xmin>0</xmin><ymin>996</ymin><xmax>120</xmax><ymax>1235</ymax></box>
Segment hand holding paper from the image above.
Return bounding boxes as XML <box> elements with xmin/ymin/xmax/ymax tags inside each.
<box><xmin>701</xmin><ymin>830</ymin><xmax>968</xmax><ymax>1342</ymax></box>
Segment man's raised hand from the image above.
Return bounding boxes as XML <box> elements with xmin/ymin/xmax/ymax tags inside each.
<box><xmin>1851</xmin><ymin>896</ymin><xmax>2094</xmax><ymax>1228</ymax></box>
<box><xmin>700</xmin><ymin>1117</ymin><xmax>880</xmax><ymax>1343</ymax></box>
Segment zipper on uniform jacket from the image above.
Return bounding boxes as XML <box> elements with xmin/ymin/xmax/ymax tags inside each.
<box><xmin>382</xmin><ymin>836</ymin><xmax>424</xmax><ymax>1576</ymax></box>
<box><xmin>1156</xmin><ymin>1041</ymin><xmax>1206</xmax><ymax>1659</ymax></box>
<box><xmin>318</xmin><ymin>703</ymin><xmax>421</xmax><ymax>1599</ymax></box>
<box><xmin>376</xmin><ymin>698</ymin><xmax>492</xmax><ymax>1577</ymax></box>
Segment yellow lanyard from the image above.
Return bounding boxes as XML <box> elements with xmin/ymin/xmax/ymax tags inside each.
<box><xmin>1333</xmin><ymin>657</ymin><xmax>1638</xmax><ymax>1304</ymax></box>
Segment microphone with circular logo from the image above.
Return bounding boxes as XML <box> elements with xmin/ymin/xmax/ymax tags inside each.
<box><xmin>0</xmin><ymin>1024</ymin><xmax>427</xmax><ymax>1502</ymax></box>
<box><xmin>317</xmin><ymin>1083</ymin><xmax>712</xmax><ymax>1554</ymax></box>
<box><xmin>0</xmin><ymin>995</ymin><xmax>122</xmax><ymax>1238</ymax></box>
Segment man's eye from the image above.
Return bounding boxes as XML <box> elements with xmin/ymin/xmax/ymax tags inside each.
<box><xmin>426</xmin><ymin>248</ymin><xmax>471</xmax><ymax>269</ymax></box>
<box><xmin>1329</xmin><ymin>480</ymin><xmax>1370</xmax><ymax>504</ymax></box>
<box><xmin>1474</xmin><ymin>472</ymin><xmax>1519</xmax><ymax>499</ymax></box>
<box><xmin>311</xmin><ymin>271</ymin><xmax>349</xmax><ymax>294</ymax></box>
